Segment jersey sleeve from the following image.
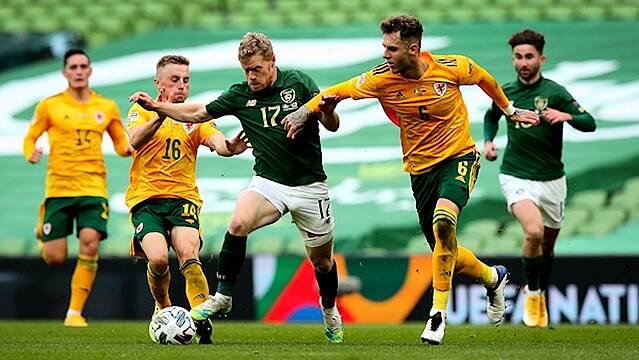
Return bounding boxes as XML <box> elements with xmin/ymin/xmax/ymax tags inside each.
<box><xmin>483</xmin><ymin>102</ymin><xmax>504</xmax><ymax>142</ymax></box>
<box><xmin>555</xmin><ymin>86</ymin><xmax>596</xmax><ymax>132</ymax></box>
<box><xmin>458</xmin><ymin>56</ymin><xmax>510</xmax><ymax>110</ymax></box>
<box><xmin>300</xmin><ymin>71</ymin><xmax>321</xmax><ymax>103</ymax></box>
<box><xmin>197</xmin><ymin>120</ymin><xmax>223</xmax><ymax>145</ymax></box>
<box><xmin>106</xmin><ymin>102</ymin><xmax>130</xmax><ymax>156</ymax></box>
<box><xmin>306</xmin><ymin>71</ymin><xmax>379</xmax><ymax>112</ymax></box>
<box><xmin>205</xmin><ymin>90</ymin><xmax>237</xmax><ymax>118</ymax></box>
<box><xmin>23</xmin><ymin>99</ymin><xmax>50</xmax><ymax>161</ymax></box>
<box><xmin>126</xmin><ymin>103</ymin><xmax>154</xmax><ymax>130</ymax></box>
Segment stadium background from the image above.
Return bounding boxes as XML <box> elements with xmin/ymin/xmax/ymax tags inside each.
<box><xmin>0</xmin><ymin>0</ymin><xmax>638</xmax><ymax>325</ymax></box>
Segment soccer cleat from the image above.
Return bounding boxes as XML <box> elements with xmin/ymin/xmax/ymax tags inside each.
<box><xmin>523</xmin><ymin>290</ymin><xmax>541</xmax><ymax>327</ymax></box>
<box><xmin>538</xmin><ymin>293</ymin><xmax>549</xmax><ymax>328</ymax></box>
<box><xmin>64</xmin><ymin>314</ymin><xmax>88</xmax><ymax>328</ymax></box>
<box><xmin>421</xmin><ymin>309</ymin><xmax>446</xmax><ymax>345</ymax></box>
<box><xmin>320</xmin><ymin>300</ymin><xmax>344</xmax><ymax>344</ymax></box>
<box><xmin>190</xmin><ymin>293</ymin><xmax>232</xmax><ymax>321</ymax></box>
<box><xmin>486</xmin><ymin>265</ymin><xmax>509</xmax><ymax>325</ymax></box>
<box><xmin>193</xmin><ymin>319</ymin><xmax>213</xmax><ymax>344</ymax></box>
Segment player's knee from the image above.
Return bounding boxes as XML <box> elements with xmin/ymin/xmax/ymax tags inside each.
<box><xmin>311</xmin><ymin>257</ymin><xmax>334</xmax><ymax>273</ymax></box>
<box><xmin>523</xmin><ymin>223</ymin><xmax>544</xmax><ymax>244</ymax></box>
<box><xmin>147</xmin><ymin>253</ymin><xmax>169</xmax><ymax>269</ymax></box>
<box><xmin>433</xmin><ymin>219</ymin><xmax>457</xmax><ymax>249</ymax></box>
<box><xmin>42</xmin><ymin>250</ymin><xmax>65</xmax><ymax>267</ymax></box>
<box><xmin>175</xmin><ymin>244</ymin><xmax>198</xmax><ymax>262</ymax></box>
<box><xmin>228</xmin><ymin>217</ymin><xmax>251</xmax><ymax>237</ymax></box>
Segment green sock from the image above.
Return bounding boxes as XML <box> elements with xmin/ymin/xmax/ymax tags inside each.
<box><xmin>216</xmin><ymin>231</ymin><xmax>247</xmax><ymax>296</ymax></box>
<box><xmin>522</xmin><ymin>256</ymin><xmax>542</xmax><ymax>291</ymax></box>
<box><xmin>539</xmin><ymin>255</ymin><xmax>555</xmax><ymax>292</ymax></box>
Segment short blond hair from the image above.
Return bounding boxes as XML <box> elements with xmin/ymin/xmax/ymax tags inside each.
<box><xmin>238</xmin><ymin>32</ymin><xmax>274</xmax><ymax>62</ymax></box>
<box><xmin>156</xmin><ymin>55</ymin><xmax>189</xmax><ymax>75</ymax></box>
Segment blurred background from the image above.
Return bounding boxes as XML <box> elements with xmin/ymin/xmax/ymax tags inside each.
<box><xmin>0</xmin><ymin>0</ymin><xmax>638</xmax><ymax>324</ymax></box>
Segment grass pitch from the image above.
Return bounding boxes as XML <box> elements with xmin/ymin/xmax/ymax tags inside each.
<box><xmin>0</xmin><ymin>321</ymin><xmax>635</xmax><ymax>359</ymax></box>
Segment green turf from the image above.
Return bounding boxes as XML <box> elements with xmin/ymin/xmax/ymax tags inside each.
<box><xmin>0</xmin><ymin>321</ymin><xmax>636</xmax><ymax>359</ymax></box>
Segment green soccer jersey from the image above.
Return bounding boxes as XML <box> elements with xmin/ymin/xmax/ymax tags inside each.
<box><xmin>205</xmin><ymin>68</ymin><xmax>325</xmax><ymax>186</ymax></box>
<box><xmin>483</xmin><ymin>76</ymin><xmax>596</xmax><ymax>181</ymax></box>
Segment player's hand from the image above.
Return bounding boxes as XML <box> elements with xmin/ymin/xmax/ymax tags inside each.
<box><xmin>318</xmin><ymin>95</ymin><xmax>341</xmax><ymax>115</ymax></box>
<box><xmin>128</xmin><ymin>92</ymin><xmax>157</xmax><ymax>111</ymax></box>
<box><xmin>484</xmin><ymin>141</ymin><xmax>498</xmax><ymax>161</ymax></box>
<box><xmin>511</xmin><ymin>108</ymin><xmax>540</xmax><ymax>125</ymax></box>
<box><xmin>543</xmin><ymin>107</ymin><xmax>572</xmax><ymax>125</ymax></box>
<box><xmin>28</xmin><ymin>147</ymin><xmax>43</xmax><ymax>164</ymax></box>
<box><xmin>225</xmin><ymin>130</ymin><xmax>251</xmax><ymax>155</ymax></box>
<box><xmin>282</xmin><ymin>106</ymin><xmax>312</xmax><ymax>139</ymax></box>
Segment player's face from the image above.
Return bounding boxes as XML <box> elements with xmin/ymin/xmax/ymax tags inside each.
<box><xmin>155</xmin><ymin>63</ymin><xmax>190</xmax><ymax>103</ymax></box>
<box><xmin>382</xmin><ymin>32</ymin><xmax>417</xmax><ymax>74</ymax></box>
<box><xmin>62</xmin><ymin>54</ymin><xmax>92</xmax><ymax>90</ymax></box>
<box><xmin>512</xmin><ymin>44</ymin><xmax>546</xmax><ymax>82</ymax></box>
<box><xmin>240</xmin><ymin>54</ymin><xmax>276</xmax><ymax>92</ymax></box>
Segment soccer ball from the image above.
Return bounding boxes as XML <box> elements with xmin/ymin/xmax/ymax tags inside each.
<box><xmin>149</xmin><ymin>306</ymin><xmax>197</xmax><ymax>345</ymax></box>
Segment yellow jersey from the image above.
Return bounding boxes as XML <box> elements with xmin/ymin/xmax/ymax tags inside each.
<box><xmin>125</xmin><ymin>103</ymin><xmax>221</xmax><ymax>209</ymax></box>
<box><xmin>23</xmin><ymin>89</ymin><xmax>129</xmax><ymax>198</ymax></box>
<box><xmin>307</xmin><ymin>52</ymin><xmax>510</xmax><ymax>175</ymax></box>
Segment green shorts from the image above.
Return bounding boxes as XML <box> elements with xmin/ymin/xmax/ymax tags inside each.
<box><xmin>410</xmin><ymin>150</ymin><xmax>480</xmax><ymax>247</ymax></box>
<box><xmin>38</xmin><ymin>196</ymin><xmax>109</xmax><ymax>242</ymax></box>
<box><xmin>129</xmin><ymin>198</ymin><xmax>201</xmax><ymax>257</ymax></box>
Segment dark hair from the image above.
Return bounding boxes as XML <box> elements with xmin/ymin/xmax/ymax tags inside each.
<box><xmin>63</xmin><ymin>49</ymin><xmax>90</xmax><ymax>67</ymax></box>
<box><xmin>380</xmin><ymin>15</ymin><xmax>423</xmax><ymax>48</ymax></box>
<box><xmin>508</xmin><ymin>29</ymin><xmax>545</xmax><ymax>54</ymax></box>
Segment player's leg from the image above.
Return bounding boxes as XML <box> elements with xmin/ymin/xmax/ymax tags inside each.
<box><xmin>192</xmin><ymin>178</ymin><xmax>282</xmax><ymax>321</ymax></box>
<box><xmin>290</xmin><ymin>180</ymin><xmax>341</xmax><ymax>343</ymax></box>
<box><xmin>38</xmin><ymin>198</ymin><xmax>74</xmax><ymax>267</ymax></box>
<box><xmin>537</xmin><ymin>227</ymin><xmax>559</xmax><ymax>328</ymax></box>
<box><xmin>139</xmin><ymin>233</ymin><xmax>171</xmax><ymax>310</ymax></box>
<box><xmin>511</xmin><ymin>199</ymin><xmax>545</xmax><ymax>327</ymax></box>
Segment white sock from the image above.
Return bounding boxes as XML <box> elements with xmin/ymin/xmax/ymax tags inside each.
<box><xmin>66</xmin><ymin>309</ymin><xmax>81</xmax><ymax>318</ymax></box>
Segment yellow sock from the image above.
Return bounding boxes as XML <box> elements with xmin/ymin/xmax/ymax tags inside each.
<box><xmin>432</xmin><ymin>205</ymin><xmax>459</xmax><ymax>310</ymax></box>
<box><xmin>455</xmin><ymin>246</ymin><xmax>495</xmax><ymax>287</ymax></box>
<box><xmin>147</xmin><ymin>264</ymin><xmax>171</xmax><ymax>308</ymax></box>
<box><xmin>180</xmin><ymin>259</ymin><xmax>209</xmax><ymax>308</ymax></box>
<box><xmin>68</xmin><ymin>254</ymin><xmax>98</xmax><ymax>313</ymax></box>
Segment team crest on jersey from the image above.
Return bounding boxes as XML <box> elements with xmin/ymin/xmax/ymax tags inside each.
<box><xmin>43</xmin><ymin>223</ymin><xmax>52</xmax><ymax>235</ymax></box>
<box><xmin>434</xmin><ymin>82</ymin><xmax>447</xmax><ymax>96</ymax></box>
<box><xmin>183</xmin><ymin>122</ymin><xmax>196</xmax><ymax>134</ymax></box>
<box><xmin>534</xmin><ymin>96</ymin><xmax>549</xmax><ymax>112</ymax></box>
<box><xmin>94</xmin><ymin>111</ymin><xmax>105</xmax><ymax>124</ymax></box>
<box><xmin>280</xmin><ymin>89</ymin><xmax>296</xmax><ymax>104</ymax></box>
<box><xmin>136</xmin><ymin>222</ymin><xmax>144</xmax><ymax>234</ymax></box>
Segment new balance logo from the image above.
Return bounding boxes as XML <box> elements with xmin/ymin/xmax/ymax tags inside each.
<box><xmin>455</xmin><ymin>175</ymin><xmax>466</xmax><ymax>183</ymax></box>
<box><xmin>246</xmin><ymin>99</ymin><xmax>257</xmax><ymax>107</ymax></box>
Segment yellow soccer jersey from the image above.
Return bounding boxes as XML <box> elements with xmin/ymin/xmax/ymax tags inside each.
<box><xmin>23</xmin><ymin>89</ymin><xmax>129</xmax><ymax>198</ymax></box>
<box><xmin>125</xmin><ymin>103</ymin><xmax>221</xmax><ymax>209</ymax></box>
<box><xmin>307</xmin><ymin>52</ymin><xmax>510</xmax><ymax>174</ymax></box>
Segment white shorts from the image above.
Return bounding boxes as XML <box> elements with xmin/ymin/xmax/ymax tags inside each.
<box><xmin>498</xmin><ymin>174</ymin><xmax>566</xmax><ymax>229</ymax></box>
<box><xmin>245</xmin><ymin>175</ymin><xmax>335</xmax><ymax>247</ymax></box>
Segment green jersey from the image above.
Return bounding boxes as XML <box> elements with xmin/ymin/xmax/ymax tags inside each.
<box><xmin>483</xmin><ymin>76</ymin><xmax>596</xmax><ymax>181</ymax></box>
<box><xmin>205</xmin><ymin>68</ymin><xmax>325</xmax><ymax>186</ymax></box>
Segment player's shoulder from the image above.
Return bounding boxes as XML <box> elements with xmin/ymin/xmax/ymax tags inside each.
<box><xmin>501</xmin><ymin>79</ymin><xmax>519</xmax><ymax>92</ymax></box>
<box><xmin>540</xmin><ymin>77</ymin><xmax>568</xmax><ymax>91</ymax></box>
<box><xmin>368</xmin><ymin>62</ymin><xmax>391</xmax><ymax>76</ymax></box>
<box><xmin>40</xmin><ymin>91</ymin><xmax>65</xmax><ymax>105</ymax></box>
<box><xmin>432</xmin><ymin>54</ymin><xmax>473</xmax><ymax>68</ymax></box>
<box><xmin>127</xmin><ymin>102</ymin><xmax>153</xmax><ymax>121</ymax></box>
<box><xmin>279</xmin><ymin>68</ymin><xmax>316</xmax><ymax>87</ymax></box>
<box><xmin>92</xmin><ymin>91</ymin><xmax>117</xmax><ymax>106</ymax></box>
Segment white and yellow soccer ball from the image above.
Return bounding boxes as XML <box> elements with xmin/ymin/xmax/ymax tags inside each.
<box><xmin>149</xmin><ymin>306</ymin><xmax>197</xmax><ymax>345</ymax></box>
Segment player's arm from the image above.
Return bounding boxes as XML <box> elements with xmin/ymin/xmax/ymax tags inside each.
<box><xmin>483</xmin><ymin>102</ymin><xmax>504</xmax><ymax>161</ymax></box>
<box><xmin>128</xmin><ymin>92</ymin><xmax>211</xmax><ymax>123</ymax></box>
<box><xmin>128</xmin><ymin>113</ymin><xmax>165</xmax><ymax>150</ymax></box>
<box><xmin>284</xmin><ymin>74</ymin><xmax>376</xmax><ymax>138</ymax></box>
<box><xmin>462</xmin><ymin>58</ymin><xmax>539</xmax><ymax>125</ymax></box>
<box><xmin>543</xmin><ymin>89</ymin><xmax>596</xmax><ymax>132</ymax></box>
<box><xmin>106</xmin><ymin>105</ymin><xmax>132</xmax><ymax>156</ymax></box>
<box><xmin>23</xmin><ymin>101</ymin><xmax>49</xmax><ymax>164</ymax></box>
<box><xmin>205</xmin><ymin>130</ymin><xmax>250</xmax><ymax>157</ymax></box>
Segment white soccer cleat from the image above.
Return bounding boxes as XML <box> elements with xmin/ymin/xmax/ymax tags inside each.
<box><xmin>320</xmin><ymin>300</ymin><xmax>344</xmax><ymax>343</ymax></box>
<box><xmin>421</xmin><ymin>309</ymin><xmax>446</xmax><ymax>345</ymax></box>
<box><xmin>486</xmin><ymin>265</ymin><xmax>509</xmax><ymax>325</ymax></box>
<box><xmin>190</xmin><ymin>293</ymin><xmax>232</xmax><ymax>321</ymax></box>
